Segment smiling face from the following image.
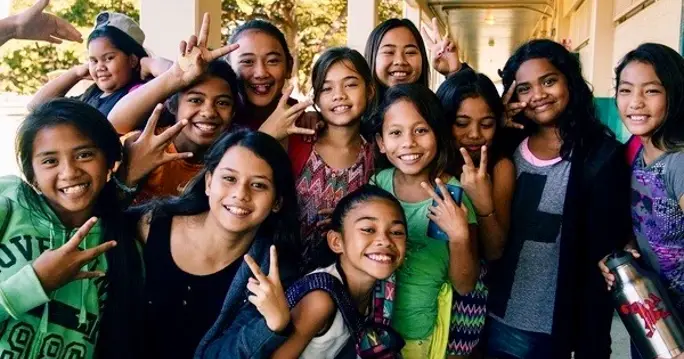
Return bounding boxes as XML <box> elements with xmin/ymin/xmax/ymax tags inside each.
<box><xmin>88</xmin><ymin>37</ymin><xmax>138</xmax><ymax>95</ymax></box>
<box><xmin>205</xmin><ymin>145</ymin><xmax>280</xmax><ymax>236</ymax></box>
<box><xmin>316</xmin><ymin>60</ymin><xmax>371</xmax><ymax>127</ymax></box>
<box><xmin>616</xmin><ymin>61</ymin><xmax>667</xmax><ymax>139</ymax></box>
<box><xmin>175</xmin><ymin>76</ymin><xmax>235</xmax><ymax>149</ymax></box>
<box><xmin>31</xmin><ymin>124</ymin><xmax>110</xmax><ymax>227</ymax></box>
<box><xmin>328</xmin><ymin>197</ymin><xmax>406</xmax><ymax>281</ymax></box>
<box><xmin>229</xmin><ymin>30</ymin><xmax>290</xmax><ymax>108</ymax></box>
<box><xmin>376</xmin><ymin>99</ymin><xmax>437</xmax><ymax>177</ymax></box>
<box><xmin>374</xmin><ymin>26</ymin><xmax>423</xmax><ymax>88</ymax></box>
<box><xmin>452</xmin><ymin>96</ymin><xmax>497</xmax><ymax>163</ymax></box>
<box><xmin>514</xmin><ymin>58</ymin><xmax>570</xmax><ymax>126</ymax></box>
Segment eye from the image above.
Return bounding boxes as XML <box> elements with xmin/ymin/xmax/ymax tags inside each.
<box><xmin>345</xmin><ymin>83</ymin><xmax>358</xmax><ymax>88</ymax></box>
<box><xmin>222</xmin><ymin>175</ymin><xmax>236</xmax><ymax>183</ymax></box>
<box><xmin>321</xmin><ymin>87</ymin><xmax>332</xmax><ymax>93</ymax></box>
<box><xmin>217</xmin><ymin>100</ymin><xmax>233</xmax><ymax>107</ymax></box>
<box><xmin>542</xmin><ymin>77</ymin><xmax>557</xmax><ymax>87</ymax></box>
<box><xmin>481</xmin><ymin>120</ymin><xmax>496</xmax><ymax>129</ymax></box>
<box><xmin>646</xmin><ymin>88</ymin><xmax>663</xmax><ymax>95</ymax></box>
<box><xmin>391</xmin><ymin>229</ymin><xmax>406</xmax><ymax>236</ymax></box>
<box><xmin>388</xmin><ymin>129</ymin><xmax>401</xmax><ymax>136</ymax></box>
<box><xmin>381</xmin><ymin>50</ymin><xmax>394</xmax><ymax>55</ymax></box>
<box><xmin>454</xmin><ymin>120</ymin><xmax>469</xmax><ymax>128</ymax></box>
<box><xmin>267</xmin><ymin>58</ymin><xmax>282</xmax><ymax>65</ymax></box>
<box><xmin>405</xmin><ymin>50</ymin><xmax>419</xmax><ymax>56</ymax></box>
<box><xmin>239</xmin><ymin>59</ymin><xmax>254</xmax><ymax>65</ymax></box>
<box><xmin>188</xmin><ymin>97</ymin><xmax>202</xmax><ymax>104</ymax></box>
<box><xmin>617</xmin><ymin>87</ymin><xmax>631</xmax><ymax>95</ymax></box>
<box><xmin>360</xmin><ymin>227</ymin><xmax>375</xmax><ymax>234</ymax></box>
<box><xmin>41</xmin><ymin>158</ymin><xmax>57</xmax><ymax>166</ymax></box>
<box><xmin>516</xmin><ymin>85</ymin><xmax>530</xmax><ymax>94</ymax></box>
<box><xmin>76</xmin><ymin>151</ymin><xmax>95</xmax><ymax>160</ymax></box>
<box><xmin>89</xmin><ymin>58</ymin><xmax>97</xmax><ymax>64</ymax></box>
<box><xmin>415</xmin><ymin>127</ymin><xmax>430</xmax><ymax>134</ymax></box>
<box><xmin>251</xmin><ymin>182</ymin><xmax>268</xmax><ymax>190</ymax></box>
<box><xmin>106</xmin><ymin>55</ymin><xmax>115</xmax><ymax>61</ymax></box>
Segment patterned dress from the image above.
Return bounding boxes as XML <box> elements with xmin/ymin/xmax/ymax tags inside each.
<box><xmin>295</xmin><ymin>138</ymin><xmax>374</xmax><ymax>270</ymax></box>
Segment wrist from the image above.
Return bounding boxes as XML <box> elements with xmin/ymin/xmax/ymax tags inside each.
<box><xmin>274</xmin><ymin>318</ymin><xmax>294</xmax><ymax>335</ymax></box>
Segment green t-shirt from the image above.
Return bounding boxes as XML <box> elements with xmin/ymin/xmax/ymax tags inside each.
<box><xmin>371</xmin><ymin>168</ymin><xmax>477</xmax><ymax>340</ymax></box>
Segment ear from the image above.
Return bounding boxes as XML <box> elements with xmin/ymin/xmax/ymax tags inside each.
<box><xmin>204</xmin><ymin>171</ymin><xmax>212</xmax><ymax>197</ymax></box>
<box><xmin>129</xmin><ymin>54</ymin><xmax>140</xmax><ymax>69</ymax></box>
<box><xmin>327</xmin><ymin>230</ymin><xmax>344</xmax><ymax>255</ymax></box>
<box><xmin>375</xmin><ymin>133</ymin><xmax>387</xmax><ymax>154</ymax></box>
<box><xmin>272</xmin><ymin>197</ymin><xmax>282</xmax><ymax>213</ymax></box>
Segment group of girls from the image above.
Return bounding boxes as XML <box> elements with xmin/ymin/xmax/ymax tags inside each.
<box><xmin>0</xmin><ymin>5</ymin><xmax>682</xmax><ymax>359</ymax></box>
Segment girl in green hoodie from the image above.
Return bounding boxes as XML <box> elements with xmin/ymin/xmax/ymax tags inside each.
<box><xmin>0</xmin><ymin>98</ymin><xmax>144</xmax><ymax>359</ymax></box>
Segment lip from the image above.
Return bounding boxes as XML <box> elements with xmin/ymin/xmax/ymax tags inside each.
<box><xmin>397</xmin><ymin>153</ymin><xmax>422</xmax><ymax>164</ymax></box>
<box><xmin>192</xmin><ymin>121</ymin><xmax>221</xmax><ymax>136</ymax></box>
<box><xmin>532</xmin><ymin>101</ymin><xmax>555</xmax><ymax>112</ymax></box>
<box><xmin>464</xmin><ymin>145</ymin><xmax>483</xmax><ymax>152</ymax></box>
<box><xmin>330</xmin><ymin>104</ymin><xmax>352</xmax><ymax>114</ymax></box>
<box><xmin>389</xmin><ymin>71</ymin><xmax>410</xmax><ymax>80</ymax></box>
<box><xmin>223</xmin><ymin>204</ymin><xmax>253</xmax><ymax>217</ymax></box>
<box><xmin>248</xmin><ymin>83</ymin><xmax>274</xmax><ymax>96</ymax></box>
<box><xmin>627</xmin><ymin>114</ymin><xmax>650</xmax><ymax>122</ymax></box>
<box><xmin>58</xmin><ymin>182</ymin><xmax>91</xmax><ymax>198</ymax></box>
<box><xmin>364</xmin><ymin>252</ymin><xmax>397</xmax><ymax>265</ymax></box>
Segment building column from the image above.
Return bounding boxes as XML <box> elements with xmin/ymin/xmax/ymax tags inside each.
<box><xmin>347</xmin><ymin>0</ymin><xmax>378</xmax><ymax>53</ymax></box>
<box><xmin>141</xmin><ymin>0</ymin><xmax>222</xmax><ymax>60</ymax></box>
<box><xmin>586</xmin><ymin>0</ymin><xmax>615</xmax><ymax>97</ymax></box>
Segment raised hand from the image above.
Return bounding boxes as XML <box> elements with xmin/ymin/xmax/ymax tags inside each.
<box><xmin>72</xmin><ymin>63</ymin><xmax>92</xmax><ymax>81</ymax></box>
<box><xmin>32</xmin><ymin>217</ymin><xmax>116</xmax><ymax>293</ymax></box>
<box><xmin>502</xmin><ymin>81</ymin><xmax>527</xmax><ymax>129</ymax></box>
<box><xmin>245</xmin><ymin>246</ymin><xmax>291</xmax><ymax>332</ymax></box>
<box><xmin>421</xmin><ymin>178</ymin><xmax>470</xmax><ymax>243</ymax></box>
<box><xmin>459</xmin><ymin>146</ymin><xmax>494</xmax><ymax>216</ymax></box>
<box><xmin>11</xmin><ymin>0</ymin><xmax>82</xmax><ymax>44</ymax></box>
<box><xmin>140</xmin><ymin>56</ymin><xmax>174</xmax><ymax>80</ymax></box>
<box><xmin>421</xmin><ymin>17</ymin><xmax>461</xmax><ymax>76</ymax></box>
<box><xmin>174</xmin><ymin>13</ymin><xmax>239</xmax><ymax>87</ymax></box>
<box><xmin>122</xmin><ymin>104</ymin><xmax>192</xmax><ymax>186</ymax></box>
<box><xmin>258</xmin><ymin>86</ymin><xmax>314</xmax><ymax>141</ymax></box>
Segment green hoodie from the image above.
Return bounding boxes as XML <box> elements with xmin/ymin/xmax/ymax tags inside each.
<box><xmin>0</xmin><ymin>176</ymin><xmax>107</xmax><ymax>359</ymax></box>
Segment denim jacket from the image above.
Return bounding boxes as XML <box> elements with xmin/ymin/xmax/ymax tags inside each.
<box><xmin>194</xmin><ymin>234</ymin><xmax>295</xmax><ymax>359</ymax></box>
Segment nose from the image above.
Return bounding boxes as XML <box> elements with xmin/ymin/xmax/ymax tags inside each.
<box><xmin>392</xmin><ymin>52</ymin><xmax>408</xmax><ymax>66</ymax></box>
<box><xmin>629</xmin><ymin>92</ymin><xmax>646</xmax><ymax>110</ymax></box>
<box><xmin>400</xmin><ymin>132</ymin><xmax>417</xmax><ymax>148</ymax></box>
<box><xmin>59</xmin><ymin>159</ymin><xmax>81</xmax><ymax>180</ymax></box>
<box><xmin>253</xmin><ymin>60</ymin><xmax>268</xmax><ymax>79</ymax></box>
<box><xmin>531</xmin><ymin>84</ymin><xmax>547</xmax><ymax>101</ymax></box>
<box><xmin>232</xmin><ymin>182</ymin><xmax>251</xmax><ymax>202</ymax></box>
<box><xmin>200</xmin><ymin>101</ymin><xmax>218</xmax><ymax>119</ymax></box>
<box><xmin>467</xmin><ymin>125</ymin><xmax>482</xmax><ymax>140</ymax></box>
<box><xmin>332</xmin><ymin>85</ymin><xmax>348</xmax><ymax>102</ymax></box>
<box><xmin>374</xmin><ymin>233</ymin><xmax>392</xmax><ymax>247</ymax></box>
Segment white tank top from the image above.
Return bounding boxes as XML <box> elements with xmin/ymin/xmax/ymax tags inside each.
<box><xmin>299</xmin><ymin>263</ymin><xmax>352</xmax><ymax>359</ymax></box>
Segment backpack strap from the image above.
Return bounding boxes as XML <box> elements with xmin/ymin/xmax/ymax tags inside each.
<box><xmin>285</xmin><ymin>272</ymin><xmax>363</xmax><ymax>333</ymax></box>
<box><xmin>287</xmin><ymin>135</ymin><xmax>314</xmax><ymax>178</ymax></box>
<box><xmin>626</xmin><ymin>136</ymin><xmax>642</xmax><ymax>165</ymax></box>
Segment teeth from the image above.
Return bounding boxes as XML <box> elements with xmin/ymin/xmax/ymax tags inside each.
<box><xmin>61</xmin><ymin>183</ymin><xmax>89</xmax><ymax>195</ymax></box>
<box><xmin>250</xmin><ymin>84</ymin><xmax>272</xmax><ymax>95</ymax></box>
<box><xmin>195</xmin><ymin>123</ymin><xmax>217</xmax><ymax>132</ymax></box>
<box><xmin>399</xmin><ymin>154</ymin><xmax>420</xmax><ymax>161</ymax></box>
<box><xmin>367</xmin><ymin>254</ymin><xmax>392</xmax><ymax>263</ymax></box>
<box><xmin>391</xmin><ymin>72</ymin><xmax>408</xmax><ymax>77</ymax></box>
<box><xmin>630</xmin><ymin>115</ymin><xmax>648</xmax><ymax>121</ymax></box>
<box><xmin>226</xmin><ymin>206</ymin><xmax>250</xmax><ymax>216</ymax></box>
<box><xmin>332</xmin><ymin>105</ymin><xmax>350</xmax><ymax>113</ymax></box>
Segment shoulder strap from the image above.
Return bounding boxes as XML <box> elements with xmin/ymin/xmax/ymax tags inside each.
<box><xmin>287</xmin><ymin>135</ymin><xmax>314</xmax><ymax>178</ymax></box>
<box><xmin>285</xmin><ymin>272</ymin><xmax>363</xmax><ymax>333</ymax></box>
<box><xmin>626</xmin><ymin>136</ymin><xmax>642</xmax><ymax>165</ymax></box>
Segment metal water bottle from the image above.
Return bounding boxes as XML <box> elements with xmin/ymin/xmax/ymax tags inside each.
<box><xmin>606</xmin><ymin>250</ymin><xmax>684</xmax><ymax>359</ymax></box>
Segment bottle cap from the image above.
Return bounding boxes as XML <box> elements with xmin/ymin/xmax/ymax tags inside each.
<box><xmin>605</xmin><ymin>250</ymin><xmax>634</xmax><ymax>271</ymax></box>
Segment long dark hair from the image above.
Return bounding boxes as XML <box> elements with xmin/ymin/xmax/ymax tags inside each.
<box><xmin>615</xmin><ymin>43</ymin><xmax>684</xmax><ymax>152</ymax></box>
<box><xmin>311</xmin><ymin>46</ymin><xmax>376</xmax><ymax>137</ymax></box>
<box><xmin>499</xmin><ymin>39</ymin><xmax>613</xmax><ymax>158</ymax></box>
<box><xmin>436</xmin><ymin>68</ymin><xmax>506</xmax><ymax>173</ymax></box>
<box><xmin>307</xmin><ymin>184</ymin><xmax>406</xmax><ymax>271</ymax></box>
<box><xmin>16</xmin><ymin>98</ymin><xmax>144</xmax><ymax>358</ymax></box>
<box><xmin>369</xmin><ymin>83</ymin><xmax>456</xmax><ymax>182</ymax></box>
<box><xmin>137</xmin><ymin>129</ymin><xmax>301</xmax><ymax>265</ymax></box>
<box><xmin>364</xmin><ymin>19</ymin><xmax>430</xmax><ymax>95</ymax></box>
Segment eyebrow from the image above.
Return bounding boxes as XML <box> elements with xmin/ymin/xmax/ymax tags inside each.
<box><xmin>35</xmin><ymin>145</ymin><xmax>97</xmax><ymax>157</ymax></box>
<box><xmin>324</xmin><ymin>75</ymin><xmax>360</xmax><ymax>84</ymax></box>
<box><xmin>619</xmin><ymin>80</ymin><xmax>663</xmax><ymax>86</ymax></box>
<box><xmin>355</xmin><ymin>216</ymin><xmax>378</xmax><ymax>223</ymax></box>
<box><xmin>219</xmin><ymin>167</ymin><xmax>273</xmax><ymax>182</ymax></box>
<box><xmin>90</xmin><ymin>52</ymin><xmax>116</xmax><ymax>58</ymax></box>
<box><xmin>238</xmin><ymin>52</ymin><xmax>283</xmax><ymax>58</ymax></box>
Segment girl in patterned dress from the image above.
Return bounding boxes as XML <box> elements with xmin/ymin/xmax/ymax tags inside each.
<box><xmin>599</xmin><ymin>43</ymin><xmax>684</xmax><ymax>359</ymax></box>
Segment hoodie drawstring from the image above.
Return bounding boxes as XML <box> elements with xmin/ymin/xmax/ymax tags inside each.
<box><xmin>29</xmin><ymin>224</ymin><xmax>56</xmax><ymax>359</ymax></box>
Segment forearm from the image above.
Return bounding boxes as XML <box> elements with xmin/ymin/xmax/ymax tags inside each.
<box><xmin>28</xmin><ymin>68</ymin><xmax>82</xmax><ymax>110</ymax></box>
<box><xmin>0</xmin><ymin>16</ymin><xmax>17</xmax><ymax>47</ymax></box>
<box><xmin>108</xmin><ymin>70</ymin><xmax>181</xmax><ymax>133</ymax></box>
<box><xmin>448</xmin><ymin>240</ymin><xmax>479</xmax><ymax>295</ymax></box>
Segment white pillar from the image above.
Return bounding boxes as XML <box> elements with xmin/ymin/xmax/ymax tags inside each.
<box><xmin>347</xmin><ymin>0</ymin><xmax>378</xmax><ymax>53</ymax></box>
<box><xmin>586</xmin><ymin>0</ymin><xmax>615</xmax><ymax>97</ymax></box>
<box><xmin>141</xmin><ymin>0</ymin><xmax>222</xmax><ymax>60</ymax></box>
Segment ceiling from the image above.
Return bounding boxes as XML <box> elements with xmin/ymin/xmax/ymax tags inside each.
<box><xmin>426</xmin><ymin>0</ymin><xmax>557</xmax><ymax>82</ymax></box>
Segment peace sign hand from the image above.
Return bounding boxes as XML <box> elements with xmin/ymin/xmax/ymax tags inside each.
<box><xmin>122</xmin><ymin>104</ymin><xmax>192</xmax><ymax>186</ymax></box>
<box><xmin>421</xmin><ymin>17</ymin><xmax>461</xmax><ymax>76</ymax></box>
<box><xmin>258</xmin><ymin>86</ymin><xmax>314</xmax><ymax>141</ymax></box>
<box><xmin>421</xmin><ymin>179</ymin><xmax>470</xmax><ymax>243</ymax></box>
<box><xmin>244</xmin><ymin>246</ymin><xmax>290</xmax><ymax>332</ymax></box>
<box><xmin>502</xmin><ymin>81</ymin><xmax>527</xmax><ymax>129</ymax></box>
<box><xmin>459</xmin><ymin>146</ymin><xmax>494</xmax><ymax>216</ymax></box>
<box><xmin>174</xmin><ymin>13</ymin><xmax>239</xmax><ymax>87</ymax></box>
<box><xmin>32</xmin><ymin>217</ymin><xmax>116</xmax><ymax>293</ymax></box>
